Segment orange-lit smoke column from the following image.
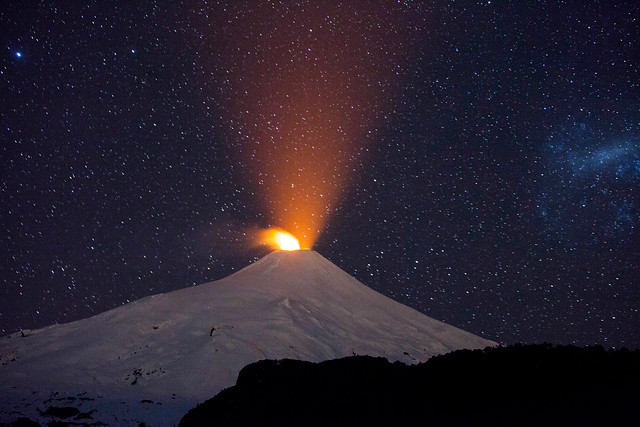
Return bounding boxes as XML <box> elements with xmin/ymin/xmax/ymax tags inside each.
<box><xmin>209</xmin><ymin>2</ymin><xmax>415</xmax><ymax>249</ymax></box>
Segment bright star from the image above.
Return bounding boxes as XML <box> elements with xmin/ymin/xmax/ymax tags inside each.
<box><xmin>15</xmin><ymin>51</ymin><xmax>22</xmax><ymax>58</ymax></box>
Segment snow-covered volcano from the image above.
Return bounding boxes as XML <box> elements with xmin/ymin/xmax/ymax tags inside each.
<box><xmin>0</xmin><ymin>250</ymin><xmax>495</xmax><ymax>425</ymax></box>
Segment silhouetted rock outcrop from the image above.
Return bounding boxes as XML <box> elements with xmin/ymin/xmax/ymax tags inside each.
<box><xmin>180</xmin><ymin>344</ymin><xmax>640</xmax><ymax>426</ymax></box>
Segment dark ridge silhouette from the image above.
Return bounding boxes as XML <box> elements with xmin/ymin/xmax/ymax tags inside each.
<box><xmin>180</xmin><ymin>344</ymin><xmax>640</xmax><ymax>426</ymax></box>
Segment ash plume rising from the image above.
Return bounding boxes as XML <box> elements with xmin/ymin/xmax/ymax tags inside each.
<box><xmin>203</xmin><ymin>2</ymin><xmax>420</xmax><ymax>248</ymax></box>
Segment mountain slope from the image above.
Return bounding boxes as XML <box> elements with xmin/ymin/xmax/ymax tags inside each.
<box><xmin>0</xmin><ymin>250</ymin><xmax>495</xmax><ymax>425</ymax></box>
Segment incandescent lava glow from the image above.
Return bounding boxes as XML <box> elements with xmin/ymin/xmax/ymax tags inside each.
<box><xmin>260</xmin><ymin>228</ymin><xmax>301</xmax><ymax>251</ymax></box>
<box><xmin>209</xmin><ymin>3</ymin><xmax>418</xmax><ymax>249</ymax></box>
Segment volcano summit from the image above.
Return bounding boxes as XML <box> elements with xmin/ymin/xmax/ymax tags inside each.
<box><xmin>0</xmin><ymin>250</ymin><xmax>495</xmax><ymax>425</ymax></box>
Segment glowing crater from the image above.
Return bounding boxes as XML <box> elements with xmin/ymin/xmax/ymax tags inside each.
<box><xmin>260</xmin><ymin>228</ymin><xmax>301</xmax><ymax>251</ymax></box>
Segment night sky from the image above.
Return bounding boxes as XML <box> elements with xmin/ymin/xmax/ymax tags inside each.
<box><xmin>2</xmin><ymin>2</ymin><xmax>638</xmax><ymax>349</ymax></box>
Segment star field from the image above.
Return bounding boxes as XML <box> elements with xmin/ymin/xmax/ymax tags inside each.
<box><xmin>1</xmin><ymin>2</ymin><xmax>638</xmax><ymax>348</ymax></box>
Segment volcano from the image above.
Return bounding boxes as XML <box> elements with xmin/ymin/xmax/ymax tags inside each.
<box><xmin>0</xmin><ymin>250</ymin><xmax>495</xmax><ymax>425</ymax></box>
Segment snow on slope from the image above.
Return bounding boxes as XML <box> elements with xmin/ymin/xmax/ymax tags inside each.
<box><xmin>0</xmin><ymin>250</ymin><xmax>496</xmax><ymax>425</ymax></box>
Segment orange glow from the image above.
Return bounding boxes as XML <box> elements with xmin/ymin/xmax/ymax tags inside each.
<box><xmin>260</xmin><ymin>228</ymin><xmax>301</xmax><ymax>251</ymax></box>
<box><xmin>203</xmin><ymin>3</ymin><xmax>416</xmax><ymax>249</ymax></box>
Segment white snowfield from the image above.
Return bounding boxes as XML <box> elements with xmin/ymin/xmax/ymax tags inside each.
<box><xmin>0</xmin><ymin>250</ymin><xmax>496</xmax><ymax>425</ymax></box>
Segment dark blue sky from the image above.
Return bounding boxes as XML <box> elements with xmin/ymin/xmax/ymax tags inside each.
<box><xmin>1</xmin><ymin>1</ymin><xmax>638</xmax><ymax>348</ymax></box>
